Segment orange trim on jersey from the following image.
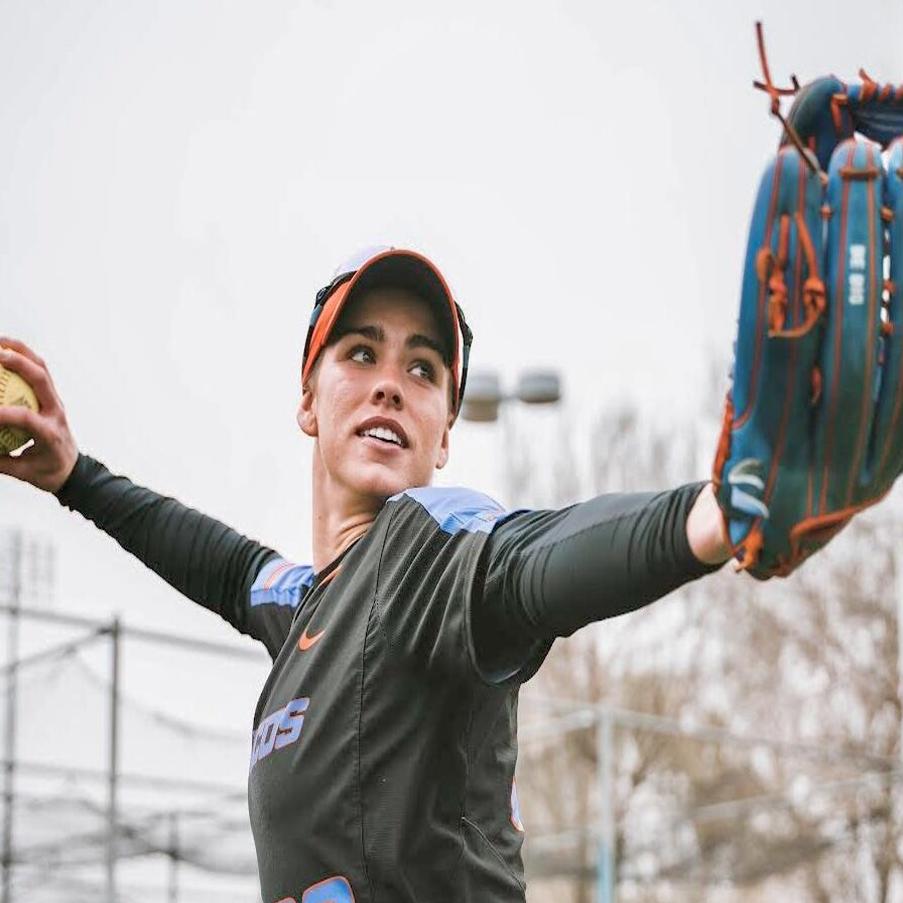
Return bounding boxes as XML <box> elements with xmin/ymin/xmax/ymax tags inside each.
<box><xmin>263</xmin><ymin>560</ymin><xmax>294</xmax><ymax>590</ymax></box>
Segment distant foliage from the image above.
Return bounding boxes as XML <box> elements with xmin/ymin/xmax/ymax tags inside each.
<box><xmin>515</xmin><ymin>397</ymin><xmax>903</xmax><ymax>903</ymax></box>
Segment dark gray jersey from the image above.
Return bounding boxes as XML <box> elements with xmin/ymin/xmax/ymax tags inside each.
<box><xmin>56</xmin><ymin>456</ymin><xmax>715</xmax><ymax>903</ymax></box>
<box><xmin>248</xmin><ymin>488</ymin><xmax>542</xmax><ymax>902</ymax></box>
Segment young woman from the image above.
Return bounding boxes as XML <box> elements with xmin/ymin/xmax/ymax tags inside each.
<box><xmin>0</xmin><ymin>246</ymin><xmax>729</xmax><ymax>902</ymax></box>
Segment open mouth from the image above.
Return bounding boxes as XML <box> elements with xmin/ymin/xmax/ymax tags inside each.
<box><xmin>357</xmin><ymin>425</ymin><xmax>406</xmax><ymax>448</ymax></box>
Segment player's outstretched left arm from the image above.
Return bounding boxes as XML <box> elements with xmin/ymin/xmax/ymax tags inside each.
<box><xmin>375</xmin><ymin>481</ymin><xmax>728</xmax><ymax>686</ymax></box>
<box><xmin>470</xmin><ymin>481</ymin><xmax>728</xmax><ymax>681</ymax></box>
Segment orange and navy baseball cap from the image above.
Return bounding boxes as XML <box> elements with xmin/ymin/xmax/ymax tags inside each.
<box><xmin>301</xmin><ymin>246</ymin><xmax>473</xmax><ymax>416</ymax></box>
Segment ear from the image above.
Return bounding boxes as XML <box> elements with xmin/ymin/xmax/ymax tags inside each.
<box><xmin>434</xmin><ymin>418</ymin><xmax>451</xmax><ymax>470</ymax></box>
<box><xmin>297</xmin><ymin>383</ymin><xmax>318</xmax><ymax>438</ymax></box>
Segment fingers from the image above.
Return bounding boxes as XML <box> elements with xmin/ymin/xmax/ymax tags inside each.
<box><xmin>0</xmin><ymin>401</ymin><xmax>78</xmax><ymax>492</ymax></box>
<box><xmin>819</xmin><ymin>140</ymin><xmax>884</xmax><ymax>506</ymax></box>
<box><xmin>0</xmin><ymin>347</ymin><xmax>58</xmax><ymax>414</ymax></box>
<box><xmin>0</xmin><ymin>337</ymin><xmax>59</xmax><ymax>398</ymax></box>
<box><xmin>0</xmin><ymin>404</ymin><xmax>52</xmax><ymax>444</ymax></box>
<box><xmin>0</xmin><ymin>336</ymin><xmax>46</xmax><ymax>369</ymax></box>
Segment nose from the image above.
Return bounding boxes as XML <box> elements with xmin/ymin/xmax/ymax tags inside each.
<box><xmin>371</xmin><ymin>374</ymin><xmax>403</xmax><ymax>410</ymax></box>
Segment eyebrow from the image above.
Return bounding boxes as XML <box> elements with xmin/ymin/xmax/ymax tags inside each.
<box><xmin>333</xmin><ymin>323</ymin><xmax>448</xmax><ymax>362</ymax></box>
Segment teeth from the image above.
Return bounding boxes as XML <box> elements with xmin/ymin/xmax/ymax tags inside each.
<box><xmin>362</xmin><ymin>426</ymin><xmax>403</xmax><ymax>446</ymax></box>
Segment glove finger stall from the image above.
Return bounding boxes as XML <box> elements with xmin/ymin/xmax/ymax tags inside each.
<box><xmin>871</xmin><ymin>138</ymin><xmax>903</xmax><ymax>485</ymax></box>
<box><xmin>716</xmin><ymin>147</ymin><xmax>823</xmax><ymax>572</ymax></box>
<box><xmin>810</xmin><ymin>140</ymin><xmax>885</xmax><ymax>519</ymax></box>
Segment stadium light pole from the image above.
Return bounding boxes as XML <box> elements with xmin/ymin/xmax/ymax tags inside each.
<box><xmin>459</xmin><ymin>369</ymin><xmax>562</xmax><ymax>424</ymax></box>
<box><xmin>460</xmin><ymin>368</ymin><xmax>563</xmax><ymax>510</ymax></box>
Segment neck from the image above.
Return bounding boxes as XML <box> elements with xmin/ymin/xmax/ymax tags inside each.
<box><xmin>310</xmin><ymin>450</ymin><xmax>384</xmax><ymax>572</ymax></box>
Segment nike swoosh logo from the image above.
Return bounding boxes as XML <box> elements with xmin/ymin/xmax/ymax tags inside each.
<box><xmin>298</xmin><ymin>628</ymin><xmax>326</xmax><ymax>652</ymax></box>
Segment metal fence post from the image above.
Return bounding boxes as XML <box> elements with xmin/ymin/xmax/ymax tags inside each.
<box><xmin>1</xmin><ymin>532</ymin><xmax>21</xmax><ymax>903</ymax></box>
<box><xmin>596</xmin><ymin>709</ymin><xmax>615</xmax><ymax>903</ymax></box>
<box><xmin>168</xmin><ymin>812</ymin><xmax>179</xmax><ymax>903</ymax></box>
<box><xmin>107</xmin><ymin>618</ymin><xmax>121</xmax><ymax>903</ymax></box>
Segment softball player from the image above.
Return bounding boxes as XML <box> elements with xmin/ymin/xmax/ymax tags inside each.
<box><xmin>0</xmin><ymin>246</ymin><xmax>729</xmax><ymax>902</ymax></box>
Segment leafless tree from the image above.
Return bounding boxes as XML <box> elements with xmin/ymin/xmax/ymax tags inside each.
<box><xmin>513</xmin><ymin>399</ymin><xmax>903</xmax><ymax>902</ymax></box>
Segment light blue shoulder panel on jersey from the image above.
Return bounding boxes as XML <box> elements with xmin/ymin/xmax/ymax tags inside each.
<box><xmin>250</xmin><ymin>557</ymin><xmax>315</xmax><ymax>608</ymax></box>
<box><xmin>389</xmin><ymin>486</ymin><xmax>516</xmax><ymax>535</ymax></box>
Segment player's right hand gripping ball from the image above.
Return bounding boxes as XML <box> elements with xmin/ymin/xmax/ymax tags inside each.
<box><xmin>0</xmin><ymin>358</ymin><xmax>39</xmax><ymax>455</ymax></box>
<box><xmin>714</xmin><ymin>70</ymin><xmax>903</xmax><ymax>578</ymax></box>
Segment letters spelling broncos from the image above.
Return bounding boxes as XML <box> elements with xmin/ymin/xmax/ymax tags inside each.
<box><xmin>713</xmin><ymin>24</ymin><xmax>903</xmax><ymax>578</ymax></box>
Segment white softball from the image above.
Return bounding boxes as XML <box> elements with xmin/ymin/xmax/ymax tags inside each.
<box><xmin>0</xmin><ymin>362</ymin><xmax>39</xmax><ymax>455</ymax></box>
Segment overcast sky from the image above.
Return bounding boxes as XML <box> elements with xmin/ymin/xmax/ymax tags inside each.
<box><xmin>1</xmin><ymin>0</ymin><xmax>902</xmax><ymax>861</ymax></box>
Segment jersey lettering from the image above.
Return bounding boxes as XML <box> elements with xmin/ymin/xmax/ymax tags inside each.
<box><xmin>251</xmin><ymin>697</ymin><xmax>310</xmax><ymax>770</ymax></box>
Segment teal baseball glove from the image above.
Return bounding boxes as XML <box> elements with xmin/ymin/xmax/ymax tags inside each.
<box><xmin>714</xmin><ymin>27</ymin><xmax>903</xmax><ymax>578</ymax></box>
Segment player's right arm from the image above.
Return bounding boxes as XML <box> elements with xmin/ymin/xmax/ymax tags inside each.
<box><xmin>0</xmin><ymin>338</ymin><xmax>290</xmax><ymax>656</ymax></box>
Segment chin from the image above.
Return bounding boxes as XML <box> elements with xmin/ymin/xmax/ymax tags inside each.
<box><xmin>349</xmin><ymin>464</ymin><xmax>429</xmax><ymax>502</ymax></box>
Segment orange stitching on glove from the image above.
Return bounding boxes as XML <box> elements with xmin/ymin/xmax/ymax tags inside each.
<box><xmin>831</xmin><ymin>94</ymin><xmax>846</xmax><ymax>134</ymax></box>
<box><xmin>811</xmin><ymin>366</ymin><xmax>823</xmax><ymax>405</ymax></box>
<box><xmin>753</xmin><ymin>23</ymin><xmax>796</xmax><ymax>113</ymax></box>
<box><xmin>840</xmin><ymin>165</ymin><xmax>881</xmax><ymax>180</ymax></box>
<box><xmin>788</xmin><ymin>493</ymin><xmax>891</xmax><ymax>570</ymax></box>
<box><xmin>738</xmin><ymin>527</ymin><xmax>765</xmax><ymax>572</ymax></box>
<box><xmin>712</xmin><ymin>397</ymin><xmax>734</xmax><ymax>491</ymax></box>
<box><xmin>769</xmin><ymin>213</ymin><xmax>826</xmax><ymax>339</ymax></box>
<box><xmin>753</xmin><ymin>23</ymin><xmax>821</xmax><ymax>177</ymax></box>
<box><xmin>859</xmin><ymin>70</ymin><xmax>878</xmax><ymax>102</ymax></box>
<box><xmin>735</xmin><ymin>152</ymin><xmax>786</xmax><ymax>431</ymax></box>
<box><xmin>854</xmin><ymin>72</ymin><xmax>903</xmax><ymax>105</ymax></box>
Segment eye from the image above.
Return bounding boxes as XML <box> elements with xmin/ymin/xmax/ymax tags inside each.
<box><xmin>410</xmin><ymin>360</ymin><xmax>436</xmax><ymax>381</ymax></box>
<box><xmin>349</xmin><ymin>345</ymin><xmax>375</xmax><ymax>364</ymax></box>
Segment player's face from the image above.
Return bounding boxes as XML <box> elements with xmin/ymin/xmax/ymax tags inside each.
<box><xmin>298</xmin><ymin>287</ymin><xmax>452</xmax><ymax>503</ymax></box>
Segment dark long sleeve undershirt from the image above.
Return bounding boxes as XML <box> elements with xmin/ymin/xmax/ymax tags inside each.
<box><xmin>484</xmin><ymin>483</ymin><xmax>716</xmax><ymax>633</ymax></box>
<box><xmin>55</xmin><ymin>455</ymin><xmax>719</xmax><ymax>660</ymax></box>
<box><xmin>55</xmin><ymin>454</ymin><xmax>279</xmax><ymax>638</ymax></box>
<box><xmin>471</xmin><ymin>483</ymin><xmax>720</xmax><ymax>676</ymax></box>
